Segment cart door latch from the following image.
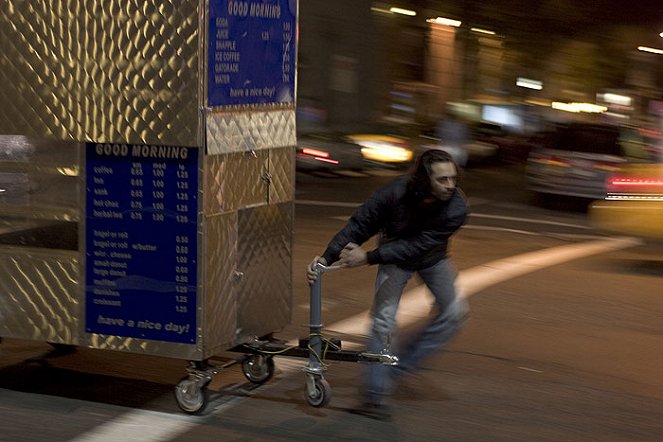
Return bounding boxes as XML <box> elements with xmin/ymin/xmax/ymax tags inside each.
<box><xmin>233</xmin><ymin>270</ymin><xmax>244</xmax><ymax>281</ymax></box>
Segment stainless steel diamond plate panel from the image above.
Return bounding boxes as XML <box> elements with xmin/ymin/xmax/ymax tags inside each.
<box><xmin>236</xmin><ymin>203</ymin><xmax>292</xmax><ymax>340</ymax></box>
<box><xmin>0</xmin><ymin>136</ymin><xmax>81</xmax><ymax>221</ymax></box>
<box><xmin>0</xmin><ymin>247</ymin><xmax>79</xmax><ymax>344</ymax></box>
<box><xmin>205</xmin><ymin>110</ymin><xmax>296</xmax><ymax>155</ymax></box>
<box><xmin>268</xmin><ymin>146</ymin><xmax>294</xmax><ymax>205</ymax></box>
<box><xmin>204</xmin><ymin>151</ymin><xmax>268</xmax><ymax>215</ymax></box>
<box><xmin>0</xmin><ymin>1</ymin><xmax>200</xmax><ymax>145</ymax></box>
<box><xmin>0</xmin><ymin>0</ymin><xmax>297</xmax><ymax>362</ymax></box>
<box><xmin>85</xmin><ymin>333</ymin><xmax>201</xmax><ymax>360</ymax></box>
<box><xmin>202</xmin><ymin>212</ymin><xmax>238</xmax><ymax>355</ymax></box>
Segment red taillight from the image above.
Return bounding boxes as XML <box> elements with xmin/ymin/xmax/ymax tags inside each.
<box><xmin>607</xmin><ymin>176</ymin><xmax>663</xmax><ymax>193</ymax></box>
<box><xmin>299</xmin><ymin>147</ymin><xmax>339</xmax><ymax>165</ymax></box>
<box><xmin>301</xmin><ymin>147</ymin><xmax>329</xmax><ymax>158</ymax></box>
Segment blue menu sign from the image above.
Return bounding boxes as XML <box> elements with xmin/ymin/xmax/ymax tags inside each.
<box><xmin>85</xmin><ymin>143</ymin><xmax>199</xmax><ymax>344</ymax></box>
<box><xmin>208</xmin><ymin>0</ymin><xmax>297</xmax><ymax>106</ymax></box>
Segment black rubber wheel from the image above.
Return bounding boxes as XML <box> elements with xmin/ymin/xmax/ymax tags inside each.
<box><xmin>305</xmin><ymin>377</ymin><xmax>332</xmax><ymax>407</ymax></box>
<box><xmin>174</xmin><ymin>375</ymin><xmax>210</xmax><ymax>415</ymax></box>
<box><xmin>241</xmin><ymin>355</ymin><xmax>275</xmax><ymax>384</ymax></box>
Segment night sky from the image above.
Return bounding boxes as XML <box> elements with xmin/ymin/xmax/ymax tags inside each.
<box><xmin>594</xmin><ymin>0</ymin><xmax>662</xmax><ymax>31</ymax></box>
<box><xmin>455</xmin><ymin>0</ymin><xmax>663</xmax><ymax>39</ymax></box>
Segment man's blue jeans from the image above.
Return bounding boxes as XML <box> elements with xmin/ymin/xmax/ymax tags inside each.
<box><xmin>363</xmin><ymin>258</ymin><xmax>468</xmax><ymax>404</ymax></box>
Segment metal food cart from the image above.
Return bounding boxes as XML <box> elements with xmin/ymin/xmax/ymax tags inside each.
<box><xmin>0</xmin><ymin>0</ymin><xmax>298</xmax><ymax>414</ymax></box>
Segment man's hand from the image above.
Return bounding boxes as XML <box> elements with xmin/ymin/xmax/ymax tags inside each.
<box><xmin>306</xmin><ymin>256</ymin><xmax>328</xmax><ymax>286</ymax></box>
<box><xmin>339</xmin><ymin>243</ymin><xmax>368</xmax><ymax>268</ymax></box>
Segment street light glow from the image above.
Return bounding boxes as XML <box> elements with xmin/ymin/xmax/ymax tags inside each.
<box><xmin>600</xmin><ymin>93</ymin><xmax>632</xmax><ymax>107</ymax></box>
<box><xmin>552</xmin><ymin>102</ymin><xmax>607</xmax><ymax>113</ymax></box>
<box><xmin>638</xmin><ymin>46</ymin><xmax>663</xmax><ymax>55</ymax></box>
<box><xmin>470</xmin><ymin>27</ymin><xmax>495</xmax><ymax>35</ymax></box>
<box><xmin>370</xmin><ymin>7</ymin><xmax>394</xmax><ymax>15</ymax></box>
<box><xmin>516</xmin><ymin>78</ymin><xmax>543</xmax><ymax>90</ymax></box>
<box><xmin>389</xmin><ymin>7</ymin><xmax>416</xmax><ymax>16</ymax></box>
<box><xmin>427</xmin><ymin>17</ymin><xmax>461</xmax><ymax>27</ymax></box>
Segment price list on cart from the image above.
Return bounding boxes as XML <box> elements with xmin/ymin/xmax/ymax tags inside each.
<box><xmin>85</xmin><ymin>143</ymin><xmax>198</xmax><ymax>344</ymax></box>
<box><xmin>207</xmin><ymin>0</ymin><xmax>297</xmax><ymax>106</ymax></box>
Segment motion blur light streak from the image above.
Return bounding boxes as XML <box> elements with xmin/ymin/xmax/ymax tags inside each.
<box><xmin>551</xmin><ymin>102</ymin><xmax>608</xmax><ymax>113</ymax></box>
<box><xmin>426</xmin><ymin>16</ymin><xmax>462</xmax><ymax>27</ymax></box>
<box><xmin>311</xmin><ymin>157</ymin><xmax>339</xmax><ymax>165</ymax></box>
<box><xmin>601</xmin><ymin>93</ymin><xmax>632</xmax><ymax>106</ymax></box>
<box><xmin>359</xmin><ymin>143</ymin><xmax>413</xmax><ymax>163</ymax></box>
<box><xmin>516</xmin><ymin>78</ymin><xmax>543</xmax><ymax>90</ymax></box>
<box><xmin>605</xmin><ymin>195</ymin><xmax>663</xmax><ymax>201</ymax></box>
<box><xmin>637</xmin><ymin>46</ymin><xmax>663</xmax><ymax>55</ymax></box>
<box><xmin>470</xmin><ymin>27</ymin><xmax>496</xmax><ymax>35</ymax></box>
<box><xmin>301</xmin><ymin>147</ymin><xmax>329</xmax><ymax>158</ymax></box>
<box><xmin>370</xmin><ymin>7</ymin><xmax>393</xmax><ymax>15</ymax></box>
<box><xmin>389</xmin><ymin>7</ymin><xmax>416</xmax><ymax>16</ymax></box>
<box><xmin>609</xmin><ymin>178</ymin><xmax>663</xmax><ymax>187</ymax></box>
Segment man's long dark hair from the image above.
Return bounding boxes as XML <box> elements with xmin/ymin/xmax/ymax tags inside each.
<box><xmin>406</xmin><ymin>149</ymin><xmax>458</xmax><ymax>200</ymax></box>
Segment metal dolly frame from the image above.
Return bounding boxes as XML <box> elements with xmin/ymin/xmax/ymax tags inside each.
<box><xmin>174</xmin><ymin>263</ymin><xmax>398</xmax><ymax>413</ymax></box>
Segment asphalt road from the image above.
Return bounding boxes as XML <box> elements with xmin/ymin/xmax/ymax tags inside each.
<box><xmin>1</xmin><ymin>163</ymin><xmax>662</xmax><ymax>441</ymax></box>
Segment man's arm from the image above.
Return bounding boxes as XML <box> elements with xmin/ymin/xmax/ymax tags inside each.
<box><xmin>320</xmin><ymin>183</ymin><xmax>396</xmax><ymax>264</ymax></box>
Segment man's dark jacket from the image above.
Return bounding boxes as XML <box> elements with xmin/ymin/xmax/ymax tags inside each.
<box><xmin>321</xmin><ymin>176</ymin><xmax>468</xmax><ymax>271</ymax></box>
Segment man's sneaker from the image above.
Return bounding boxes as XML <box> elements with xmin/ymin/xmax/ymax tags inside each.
<box><xmin>349</xmin><ymin>402</ymin><xmax>392</xmax><ymax>421</ymax></box>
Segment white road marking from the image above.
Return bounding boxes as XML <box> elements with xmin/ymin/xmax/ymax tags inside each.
<box><xmin>462</xmin><ymin>225</ymin><xmax>608</xmax><ymax>240</ymax></box>
<box><xmin>68</xmin><ymin>236</ymin><xmax>639</xmax><ymax>441</ymax></box>
<box><xmin>323</xmin><ymin>237</ymin><xmax>641</xmax><ymax>341</ymax></box>
<box><xmin>469</xmin><ymin>213</ymin><xmax>591</xmax><ymax>230</ymax></box>
<box><xmin>297</xmin><ymin>198</ymin><xmax>492</xmax><ymax>210</ymax></box>
<box><xmin>334</xmin><ymin>170</ymin><xmax>370</xmax><ymax>178</ymax></box>
<box><xmin>68</xmin><ymin>411</ymin><xmax>200</xmax><ymax>442</ymax></box>
<box><xmin>301</xmin><ymin>199</ymin><xmax>591</xmax><ymax>232</ymax></box>
<box><xmin>329</xmin><ymin>212</ymin><xmax>592</xmax><ymax>233</ymax></box>
<box><xmin>297</xmin><ymin>200</ymin><xmax>360</xmax><ymax>208</ymax></box>
<box><xmin>330</xmin><ymin>214</ymin><xmax>590</xmax><ymax>233</ymax></box>
<box><xmin>462</xmin><ymin>225</ymin><xmax>542</xmax><ymax>236</ymax></box>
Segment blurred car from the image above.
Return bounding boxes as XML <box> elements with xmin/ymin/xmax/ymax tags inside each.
<box><xmin>296</xmin><ymin>132</ymin><xmax>365</xmax><ymax>172</ymax></box>
<box><xmin>344</xmin><ymin>123</ymin><xmax>415</xmax><ymax>166</ymax></box>
<box><xmin>526</xmin><ymin>123</ymin><xmax>651</xmax><ymax>201</ymax></box>
<box><xmin>590</xmin><ymin>163</ymin><xmax>663</xmax><ymax>241</ymax></box>
<box><xmin>472</xmin><ymin>121</ymin><xmax>504</xmax><ymax>160</ymax></box>
<box><xmin>418</xmin><ymin>120</ymin><xmax>507</xmax><ymax>167</ymax></box>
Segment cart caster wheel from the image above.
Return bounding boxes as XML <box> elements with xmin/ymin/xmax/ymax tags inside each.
<box><xmin>305</xmin><ymin>377</ymin><xmax>331</xmax><ymax>407</ymax></box>
<box><xmin>174</xmin><ymin>375</ymin><xmax>210</xmax><ymax>415</ymax></box>
<box><xmin>241</xmin><ymin>354</ymin><xmax>274</xmax><ymax>384</ymax></box>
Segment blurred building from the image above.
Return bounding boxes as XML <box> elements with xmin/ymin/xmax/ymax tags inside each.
<box><xmin>297</xmin><ymin>1</ymin><xmax>662</xmax><ymax>132</ymax></box>
<box><xmin>297</xmin><ymin>1</ymin><xmax>379</xmax><ymax>130</ymax></box>
<box><xmin>297</xmin><ymin>1</ymin><xmax>510</xmax><ymax>130</ymax></box>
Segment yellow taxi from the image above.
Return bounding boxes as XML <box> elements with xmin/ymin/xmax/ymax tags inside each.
<box><xmin>344</xmin><ymin>123</ymin><xmax>415</xmax><ymax>165</ymax></box>
<box><xmin>345</xmin><ymin>133</ymin><xmax>414</xmax><ymax>164</ymax></box>
<box><xmin>590</xmin><ymin>163</ymin><xmax>663</xmax><ymax>240</ymax></box>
